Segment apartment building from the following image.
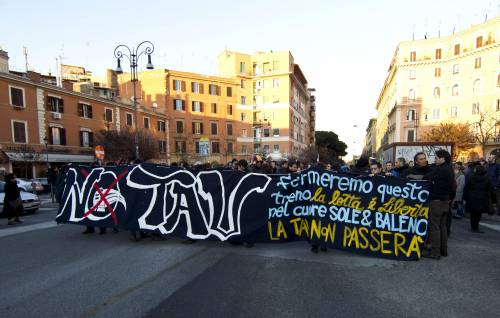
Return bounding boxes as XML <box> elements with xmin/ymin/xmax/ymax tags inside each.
<box><xmin>0</xmin><ymin>50</ymin><xmax>167</xmax><ymax>178</ymax></box>
<box><xmin>217</xmin><ymin>50</ymin><xmax>314</xmax><ymax>160</ymax></box>
<box><xmin>371</xmin><ymin>17</ymin><xmax>500</xmax><ymax>159</ymax></box>
<box><xmin>117</xmin><ymin>69</ymin><xmax>253</xmax><ymax>164</ymax></box>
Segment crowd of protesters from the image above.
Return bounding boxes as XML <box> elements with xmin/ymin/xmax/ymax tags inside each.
<box><xmin>13</xmin><ymin>149</ymin><xmax>498</xmax><ymax>260</ymax></box>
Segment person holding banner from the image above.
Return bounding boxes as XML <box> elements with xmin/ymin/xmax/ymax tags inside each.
<box><xmin>422</xmin><ymin>150</ymin><xmax>455</xmax><ymax>260</ymax></box>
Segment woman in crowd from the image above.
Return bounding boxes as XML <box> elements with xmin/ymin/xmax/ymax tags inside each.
<box><xmin>3</xmin><ymin>173</ymin><xmax>24</xmax><ymax>225</ymax></box>
<box><xmin>452</xmin><ymin>164</ymin><xmax>466</xmax><ymax>219</ymax></box>
<box><xmin>464</xmin><ymin>165</ymin><xmax>497</xmax><ymax>233</ymax></box>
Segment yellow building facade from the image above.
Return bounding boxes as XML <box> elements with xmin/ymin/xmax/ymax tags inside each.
<box><xmin>372</xmin><ymin>17</ymin><xmax>500</xmax><ymax>160</ymax></box>
<box><xmin>218</xmin><ymin>50</ymin><xmax>314</xmax><ymax>160</ymax></box>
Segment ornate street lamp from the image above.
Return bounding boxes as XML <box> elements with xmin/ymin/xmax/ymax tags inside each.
<box><xmin>113</xmin><ymin>41</ymin><xmax>155</xmax><ymax>159</ymax></box>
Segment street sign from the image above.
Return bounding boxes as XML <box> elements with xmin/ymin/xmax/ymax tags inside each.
<box><xmin>95</xmin><ymin>145</ymin><xmax>105</xmax><ymax>160</ymax></box>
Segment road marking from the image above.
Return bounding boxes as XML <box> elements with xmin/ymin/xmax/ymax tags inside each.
<box><xmin>0</xmin><ymin>221</ymin><xmax>58</xmax><ymax>238</ymax></box>
<box><xmin>480</xmin><ymin>222</ymin><xmax>500</xmax><ymax>232</ymax></box>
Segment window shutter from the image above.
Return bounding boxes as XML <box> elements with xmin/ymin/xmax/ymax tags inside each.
<box><xmin>182</xmin><ymin>100</ymin><xmax>185</xmax><ymax>111</ymax></box>
<box><xmin>200</xmin><ymin>102</ymin><xmax>204</xmax><ymax>112</ymax></box>
<box><xmin>78</xmin><ymin>104</ymin><xmax>84</xmax><ymax>117</ymax></box>
<box><xmin>48</xmin><ymin>128</ymin><xmax>53</xmax><ymax>145</ymax></box>
<box><xmin>200</xmin><ymin>123</ymin><xmax>204</xmax><ymax>134</ymax></box>
<box><xmin>181</xmin><ymin>81</ymin><xmax>186</xmax><ymax>92</ymax></box>
<box><xmin>46</xmin><ymin>96</ymin><xmax>51</xmax><ymax>111</ymax></box>
<box><xmin>199</xmin><ymin>83</ymin><xmax>204</xmax><ymax>94</ymax></box>
<box><xmin>60</xmin><ymin>128</ymin><xmax>66</xmax><ymax>145</ymax></box>
<box><xmin>79</xmin><ymin>131</ymin><xmax>84</xmax><ymax>147</ymax></box>
<box><xmin>89</xmin><ymin>106</ymin><xmax>93</xmax><ymax>118</ymax></box>
<box><xmin>89</xmin><ymin>132</ymin><xmax>94</xmax><ymax>147</ymax></box>
<box><xmin>173</xmin><ymin>100</ymin><xmax>176</xmax><ymax>110</ymax></box>
<box><xmin>192</xmin><ymin>122</ymin><xmax>195</xmax><ymax>133</ymax></box>
<box><xmin>216</xmin><ymin>85</ymin><xmax>221</xmax><ymax>96</ymax></box>
<box><xmin>191</xmin><ymin>82</ymin><xmax>195</xmax><ymax>92</ymax></box>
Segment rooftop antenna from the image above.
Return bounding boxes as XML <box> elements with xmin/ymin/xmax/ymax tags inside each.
<box><xmin>438</xmin><ymin>20</ymin><xmax>441</xmax><ymax>37</ymax></box>
<box><xmin>22</xmin><ymin>46</ymin><xmax>29</xmax><ymax>72</ymax></box>
<box><xmin>412</xmin><ymin>24</ymin><xmax>415</xmax><ymax>40</ymax></box>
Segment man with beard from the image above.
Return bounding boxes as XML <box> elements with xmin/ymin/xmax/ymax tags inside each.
<box><xmin>404</xmin><ymin>152</ymin><xmax>432</xmax><ymax>179</ymax></box>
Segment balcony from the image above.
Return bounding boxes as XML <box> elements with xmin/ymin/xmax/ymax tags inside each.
<box><xmin>253</xmin><ymin>137</ymin><xmax>262</xmax><ymax>143</ymax></box>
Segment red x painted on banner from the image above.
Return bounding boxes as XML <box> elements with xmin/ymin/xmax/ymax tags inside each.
<box><xmin>80</xmin><ymin>168</ymin><xmax>129</xmax><ymax>225</ymax></box>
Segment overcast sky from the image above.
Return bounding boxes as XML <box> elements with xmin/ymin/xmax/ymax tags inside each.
<box><xmin>1</xmin><ymin>0</ymin><xmax>498</xmax><ymax>157</ymax></box>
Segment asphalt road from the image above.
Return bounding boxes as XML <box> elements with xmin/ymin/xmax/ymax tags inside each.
<box><xmin>1</xmin><ymin>205</ymin><xmax>499</xmax><ymax>318</ymax></box>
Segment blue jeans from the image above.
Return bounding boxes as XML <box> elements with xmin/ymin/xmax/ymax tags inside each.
<box><xmin>454</xmin><ymin>201</ymin><xmax>465</xmax><ymax>218</ymax></box>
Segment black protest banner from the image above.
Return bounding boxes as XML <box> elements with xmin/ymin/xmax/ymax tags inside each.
<box><xmin>56</xmin><ymin>164</ymin><xmax>431</xmax><ymax>260</ymax></box>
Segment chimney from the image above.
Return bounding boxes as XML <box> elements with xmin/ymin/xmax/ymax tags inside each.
<box><xmin>0</xmin><ymin>50</ymin><xmax>9</xmax><ymax>73</ymax></box>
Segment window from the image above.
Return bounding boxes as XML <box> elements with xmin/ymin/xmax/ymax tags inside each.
<box><xmin>211</xmin><ymin>122</ymin><xmax>218</xmax><ymax>135</ymax></box>
<box><xmin>78</xmin><ymin>103</ymin><xmax>93</xmax><ymax>118</ymax></box>
<box><xmin>227</xmin><ymin>104</ymin><xmax>233</xmax><ymax>115</ymax></box>
<box><xmin>241</xmin><ymin>96</ymin><xmax>246</xmax><ymax>105</ymax></box>
<box><xmin>105</xmin><ymin>108</ymin><xmax>113</xmax><ymax>122</ymax></box>
<box><xmin>407</xmin><ymin>130</ymin><xmax>415</xmax><ymax>142</ymax></box>
<box><xmin>226</xmin><ymin>86</ymin><xmax>232</xmax><ymax>97</ymax></box>
<box><xmin>211</xmin><ymin>103</ymin><xmax>217</xmax><ymax>114</ymax></box>
<box><xmin>410</xmin><ymin>51</ymin><xmax>416</xmax><ymax>62</ymax></box>
<box><xmin>12</xmin><ymin>121</ymin><xmax>27</xmax><ymax>143</ymax></box>
<box><xmin>191</xmin><ymin>82</ymin><xmax>201</xmax><ymax>93</ymax></box>
<box><xmin>241</xmin><ymin>145</ymin><xmax>248</xmax><ymax>154</ymax></box>
<box><xmin>212</xmin><ymin>142</ymin><xmax>220</xmax><ymax>154</ymax></box>
<box><xmin>241</xmin><ymin>112</ymin><xmax>247</xmax><ymax>121</ymax></box>
<box><xmin>79</xmin><ymin>130</ymin><xmax>94</xmax><ymax>148</ymax></box>
<box><xmin>435</xmin><ymin>48</ymin><xmax>442</xmax><ymax>59</ymax></box>
<box><xmin>209</xmin><ymin>84</ymin><xmax>219</xmax><ymax>95</ymax></box>
<box><xmin>263</xmin><ymin>128</ymin><xmax>270</xmax><ymax>137</ymax></box>
<box><xmin>49</xmin><ymin>126</ymin><xmax>66</xmax><ymax>145</ymax></box>
<box><xmin>47</xmin><ymin>96</ymin><xmax>64</xmax><ymax>113</ymax></box>
<box><xmin>240</xmin><ymin>80</ymin><xmax>246</xmax><ymax>88</ymax></box>
<box><xmin>408</xmin><ymin>89</ymin><xmax>415</xmax><ymax>101</ymax></box>
<box><xmin>273</xmin><ymin>128</ymin><xmax>280</xmax><ymax>136</ymax></box>
<box><xmin>9</xmin><ymin>86</ymin><xmax>25</xmax><ymax>107</ymax></box>
<box><xmin>475</xmin><ymin>57</ymin><xmax>481</xmax><ymax>69</ymax></box>
<box><xmin>195</xmin><ymin>141</ymin><xmax>200</xmax><ymax>154</ymax></box>
<box><xmin>242</xmin><ymin>128</ymin><xmax>247</xmax><ymax>137</ymax></box>
<box><xmin>253</xmin><ymin>144</ymin><xmax>260</xmax><ymax>153</ymax></box>
<box><xmin>173</xmin><ymin>99</ymin><xmax>185</xmax><ymax>111</ymax></box>
<box><xmin>227</xmin><ymin>142</ymin><xmax>233</xmax><ymax>153</ymax></box>
<box><xmin>173</xmin><ymin>80</ymin><xmax>185</xmax><ymax>92</ymax></box>
<box><xmin>452</xmin><ymin>84</ymin><xmax>459</xmax><ymax>96</ymax></box>
<box><xmin>263</xmin><ymin>145</ymin><xmax>270</xmax><ymax>153</ymax></box>
<box><xmin>497</xmin><ymin>99</ymin><xmax>500</xmax><ymax>112</ymax></box>
<box><xmin>273</xmin><ymin>78</ymin><xmax>280</xmax><ymax>88</ymax></box>
<box><xmin>143</xmin><ymin>117</ymin><xmax>150</xmax><ymax>129</ymax></box>
<box><xmin>435</xmin><ymin>67</ymin><xmax>441</xmax><ymax>77</ymax></box>
<box><xmin>240</xmin><ymin>62</ymin><xmax>245</xmax><ymax>73</ymax></box>
<box><xmin>434</xmin><ymin>87</ymin><xmax>440</xmax><ymax>98</ymax></box>
<box><xmin>453</xmin><ymin>64</ymin><xmax>459</xmax><ymax>74</ymax></box>
<box><xmin>273</xmin><ymin>144</ymin><xmax>279</xmax><ymax>152</ymax></box>
<box><xmin>263</xmin><ymin>79</ymin><xmax>271</xmax><ymax>88</ymax></box>
<box><xmin>158</xmin><ymin>141</ymin><xmax>167</xmax><ymax>153</ymax></box>
<box><xmin>157</xmin><ymin>120</ymin><xmax>166</xmax><ymax>132</ymax></box>
<box><xmin>454</xmin><ymin>44</ymin><xmax>460</xmax><ymax>55</ymax></box>
<box><xmin>263</xmin><ymin>62</ymin><xmax>271</xmax><ymax>73</ymax></box>
<box><xmin>192</xmin><ymin>101</ymin><xmax>203</xmax><ymax>112</ymax></box>
<box><xmin>192</xmin><ymin>122</ymin><xmax>203</xmax><ymax>134</ymax></box>
<box><xmin>472</xmin><ymin>103</ymin><xmax>480</xmax><ymax>114</ymax></box>
<box><xmin>227</xmin><ymin>123</ymin><xmax>233</xmax><ymax>136</ymax></box>
<box><xmin>273</xmin><ymin>60</ymin><xmax>279</xmax><ymax>71</ymax></box>
<box><xmin>409</xmin><ymin>70</ymin><xmax>416</xmax><ymax>79</ymax></box>
<box><xmin>432</xmin><ymin>109</ymin><xmax>440</xmax><ymax>120</ymax></box>
<box><xmin>176</xmin><ymin>120</ymin><xmax>184</xmax><ymax>133</ymax></box>
<box><xmin>473</xmin><ymin>79</ymin><xmax>481</xmax><ymax>94</ymax></box>
<box><xmin>450</xmin><ymin>106</ymin><xmax>458</xmax><ymax>118</ymax></box>
<box><xmin>126</xmin><ymin>113</ymin><xmax>133</xmax><ymax>126</ymax></box>
<box><xmin>407</xmin><ymin>109</ymin><xmax>416</xmax><ymax>121</ymax></box>
<box><xmin>175</xmin><ymin>141</ymin><xmax>186</xmax><ymax>153</ymax></box>
<box><xmin>476</xmin><ymin>36</ymin><xmax>483</xmax><ymax>48</ymax></box>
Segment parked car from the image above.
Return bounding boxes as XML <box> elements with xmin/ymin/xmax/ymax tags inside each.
<box><xmin>15</xmin><ymin>178</ymin><xmax>44</xmax><ymax>193</ymax></box>
<box><xmin>32</xmin><ymin>177</ymin><xmax>51</xmax><ymax>193</ymax></box>
<box><xmin>0</xmin><ymin>181</ymin><xmax>41</xmax><ymax>214</ymax></box>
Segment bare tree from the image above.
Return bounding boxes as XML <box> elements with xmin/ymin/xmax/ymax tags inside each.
<box><xmin>11</xmin><ymin>145</ymin><xmax>43</xmax><ymax>178</ymax></box>
<box><xmin>95</xmin><ymin>128</ymin><xmax>159</xmax><ymax>163</ymax></box>
<box><xmin>470</xmin><ymin>111</ymin><xmax>500</xmax><ymax>156</ymax></box>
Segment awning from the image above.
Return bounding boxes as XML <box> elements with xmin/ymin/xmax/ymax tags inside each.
<box><xmin>5</xmin><ymin>152</ymin><xmax>94</xmax><ymax>163</ymax></box>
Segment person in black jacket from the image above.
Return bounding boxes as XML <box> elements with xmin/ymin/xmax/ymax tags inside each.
<box><xmin>421</xmin><ymin>150</ymin><xmax>455</xmax><ymax>260</ymax></box>
<box><xmin>404</xmin><ymin>152</ymin><xmax>432</xmax><ymax>179</ymax></box>
<box><xmin>3</xmin><ymin>174</ymin><xmax>24</xmax><ymax>225</ymax></box>
<box><xmin>464</xmin><ymin>165</ymin><xmax>497</xmax><ymax>233</ymax></box>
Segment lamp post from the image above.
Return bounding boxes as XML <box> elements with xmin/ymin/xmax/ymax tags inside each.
<box><xmin>43</xmin><ymin>137</ymin><xmax>52</xmax><ymax>202</ymax></box>
<box><xmin>113</xmin><ymin>41</ymin><xmax>154</xmax><ymax>160</ymax></box>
